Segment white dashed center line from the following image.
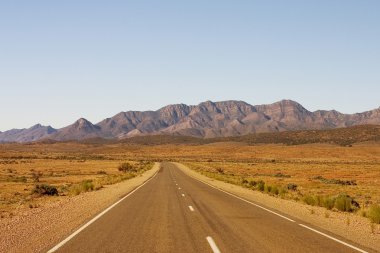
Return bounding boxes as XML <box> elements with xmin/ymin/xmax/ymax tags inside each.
<box><xmin>206</xmin><ymin>236</ymin><xmax>221</xmax><ymax>253</ymax></box>
<box><xmin>188</xmin><ymin>206</ymin><xmax>194</xmax><ymax>212</ymax></box>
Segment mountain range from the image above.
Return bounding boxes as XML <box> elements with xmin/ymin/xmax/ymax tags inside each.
<box><xmin>1</xmin><ymin>100</ymin><xmax>380</xmax><ymax>143</ymax></box>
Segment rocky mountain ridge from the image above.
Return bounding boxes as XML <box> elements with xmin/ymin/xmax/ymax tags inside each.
<box><xmin>1</xmin><ymin>100</ymin><xmax>380</xmax><ymax>143</ymax></box>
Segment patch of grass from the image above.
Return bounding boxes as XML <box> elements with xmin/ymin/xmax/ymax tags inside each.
<box><xmin>257</xmin><ymin>180</ymin><xmax>265</xmax><ymax>192</ymax></box>
<box><xmin>322</xmin><ymin>196</ymin><xmax>336</xmax><ymax>210</ymax></box>
<box><xmin>264</xmin><ymin>184</ymin><xmax>272</xmax><ymax>193</ymax></box>
<box><xmin>279</xmin><ymin>187</ymin><xmax>288</xmax><ymax>196</ymax></box>
<box><xmin>6</xmin><ymin>176</ymin><xmax>27</xmax><ymax>183</ymax></box>
<box><xmin>270</xmin><ymin>185</ymin><xmax>279</xmax><ymax>195</ymax></box>
<box><xmin>303</xmin><ymin>195</ymin><xmax>317</xmax><ymax>206</ymax></box>
<box><xmin>31</xmin><ymin>171</ymin><xmax>43</xmax><ymax>182</ymax></box>
<box><xmin>368</xmin><ymin>205</ymin><xmax>380</xmax><ymax>224</ymax></box>
<box><xmin>274</xmin><ymin>173</ymin><xmax>291</xmax><ymax>178</ymax></box>
<box><xmin>216</xmin><ymin>167</ymin><xmax>224</xmax><ymax>174</ymax></box>
<box><xmin>302</xmin><ymin>194</ymin><xmax>359</xmax><ymax>213</ymax></box>
<box><xmin>70</xmin><ymin>180</ymin><xmax>95</xmax><ymax>195</ymax></box>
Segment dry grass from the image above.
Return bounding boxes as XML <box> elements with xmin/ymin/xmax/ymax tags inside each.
<box><xmin>1</xmin><ymin>140</ymin><xmax>380</xmax><ymax>223</ymax></box>
<box><xmin>179</xmin><ymin>143</ymin><xmax>380</xmax><ymax>222</ymax></box>
<box><xmin>0</xmin><ymin>148</ymin><xmax>153</xmax><ymax>217</ymax></box>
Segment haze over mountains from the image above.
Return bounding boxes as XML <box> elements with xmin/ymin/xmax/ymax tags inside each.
<box><xmin>1</xmin><ymin>100</ymin><xmax>380</xmax><ymax>143</ymax></box>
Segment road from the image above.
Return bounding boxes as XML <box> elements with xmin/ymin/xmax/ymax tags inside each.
<box><xmin>49</xmin><ymin>162</ymin><xmax>372</xmax><ymax>253</ymax></box>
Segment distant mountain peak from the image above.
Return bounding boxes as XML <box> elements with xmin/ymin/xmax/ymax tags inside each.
<box><xmin>74</xmin><ymin>118</ymin><xmax>94</xmax><ymax>128</ymax></box>
<box><xmin>31</xmin><ymin>123</ymin><xmax>42</xmax><ymax>129</ymax></box>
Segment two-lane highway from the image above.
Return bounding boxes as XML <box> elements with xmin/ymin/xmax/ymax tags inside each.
<box><xmin>48</xmin><ymin>162</ymin><xmax>372</xmax><ymax>253</ymax></box>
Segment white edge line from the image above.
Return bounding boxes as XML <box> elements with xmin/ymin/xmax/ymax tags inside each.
<box><xmin>299</xmin><ymin>224</ymin><xmax>369</xmax><ymax>253</ymax></box>
<box><xmin>188</xmin><ymin>206</ymin><xmax>195</xmax><ymax>212</ymax></box>
<box><xmin>182</xmin><ymin>194</ymin><xmax>185</xmax><ymax>197</ymax></box>
<box><xmin>206</xmin><ymin>236</ymin><xmax>221</xmax><ymax>253</ymax></box>
<box><xmin>183</xmin><ymin>168</ymin><xmax>369</xmax><ymax>253</ymax></box>
<box><xmin>47</xmin><ymin>171</ymin><xmax>159</xmax><ymax>253</ymax></box>
<box><xmin>187</xmin><ymin>173</ymin><xmax>295</xmax><ymax>222</ymax></box>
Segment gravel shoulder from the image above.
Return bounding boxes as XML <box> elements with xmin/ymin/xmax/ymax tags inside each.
<box><xmin>0</xmin><ymin>163</ymin><xmax>160</xmax><ymax>253</ymax></box>
<box><xmin>175</xmin><ymin>162</ymin><xmax>380</xmax><ymax>253</ymax></box>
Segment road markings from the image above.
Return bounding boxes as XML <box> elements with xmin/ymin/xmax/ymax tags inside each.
<box><xmin>47</xmin><ymin>171</ymin><xmax>159</xmax><ymax>253</ymax></box>
<box><xmin>189</xmin><ymin>174</ymin><xmax>295</xmax><ymax>222</ymax></box>
<box><xmin>178</xmin><ymin>187</ymin><xmax>181</xmax><ymax>190</ymax></box>
<box><xmin>182</xmin><ymin>194</ymin><xmax>185</xmax><ymax>197</ymax></box>
<box><xmin>188</xmin><ymin>206</ymin><xmax>195</xmax><ymax>212</ymax></box>
<box><xmin>206</xmin><ymin>236</ymin><xmax>221</xmax><ymax>253</ymax></box>
<box><xmin>299</xmin><ymin>224</ymin><xmax>368</xmax><ymax>253</ymax></box>
<box><xmin>183</xmin><ymin>168</ymin><xmax>370</xmax><ymax>253</ymax></box>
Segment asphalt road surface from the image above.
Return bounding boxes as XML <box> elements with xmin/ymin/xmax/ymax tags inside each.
<box><xmin>49</xmin><ymin>162</ymin><xmax>373</xmax><ymax>253</ymax></box>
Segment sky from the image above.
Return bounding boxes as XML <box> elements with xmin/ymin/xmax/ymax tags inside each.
<box><xmin>0</xmin><ymin>0</ymin><xmax>379</xmax><ymax>131</ymax></box>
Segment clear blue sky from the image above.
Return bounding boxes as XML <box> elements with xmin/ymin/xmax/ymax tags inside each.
<box><xmin>1</xmin><ymin>1</ymin><xmax>379</xmax><ymax>131</ymax></box>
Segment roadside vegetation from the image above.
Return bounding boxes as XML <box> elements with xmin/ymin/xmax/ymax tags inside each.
<box><xmin>185</xmin><ymin>161</ymin><xmax>380</xmax><ymax>225</ymax></box>
<box><xmin>1</xmin><ymin>139</ymin><xmax>380</xmax><ymax>227</ymax></box>
<box><xmin>0</xmin><ymin>154</ymin><xmax>154</xmax><ymax>218</ymax></box>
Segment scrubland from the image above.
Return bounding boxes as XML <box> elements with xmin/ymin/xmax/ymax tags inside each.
<box><xmin>1</xmin><ymin>141</ymin><xmax>380</xmax><ymax>225</ymax></box>
<box><xmin>0</xmin><ymin>143</ymin><xmax>153</xmax><ymax>218</ymax></box>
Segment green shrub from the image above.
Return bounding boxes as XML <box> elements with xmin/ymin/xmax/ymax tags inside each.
<box><xmin>322</xmin><ymin>197</ymin><xmax>335</xmax><ymax>210</ymax></box>
<box><xmin>264</xmin><ymin>184</ymin><xmax>272</xmax><ymax>193</ymax></box>
<box><xmin>81</xmin><ymin>180</ymin><xmax>94</xmax><ymax>192</ymax></box>
<box><xmin>118</xmin><ymin>162</ymin><xmax>136</xmax><ymax>173</ymax></box>
<box><xmin>334</xmin><ymin>194</ymin><xmax>353</xmax><ymax>212</ymax></box>
<box><xmin>70</xmin><ymin>180</ymin><xmax>95</xmax><ymax>195</ymax></box>
<box><xmin>287</xmin><ymin>183</ymin><xmax>298</xmax><ymax>191</ymax></box>
<box><xmin>313</xmin><ymin>195</ymin><xmax>323</xmax><ymax>206</ymax></box>
<box><xmin>257</xmin><ymin>181</ymin><xmax>265</xmax><ymax>192</ymax></box>
<box><xmin>33</xmin><ymin>184</ymin><xmax>58</xmax><ymax>196</ymax></box>
<box><xmin>249</xmin><ymin>180</ymin><xmax>257</xmax><ymax>187</ymax></box>
<box><xmin>303</xmin><ymin>195</ymin><xmax>316</xmax><ymax>206</ymax></box>
<box><xmin>240</xmin><ymin>179</ymin><xmax>248</xmax><ymax>185</ymax></box>
<box><xmin>270</xmin><ymin>185</ymin><xmax>279</xmax><ymax>195</ymax></box>
<box><xmin>368</xmin><ymin>205</ymin><xmax>380</xmax><ymax>224</ymax></box>
<box><xmin>216</xmin><ymin>167</ymin><xmax>224</xmax><ymax>174</ymax></box>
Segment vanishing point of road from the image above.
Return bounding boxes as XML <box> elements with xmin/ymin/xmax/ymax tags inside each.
<box><xmin>48</xmin><ymin>162</ymin><xmax>374</xmax><ymax>253</ymax></box>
